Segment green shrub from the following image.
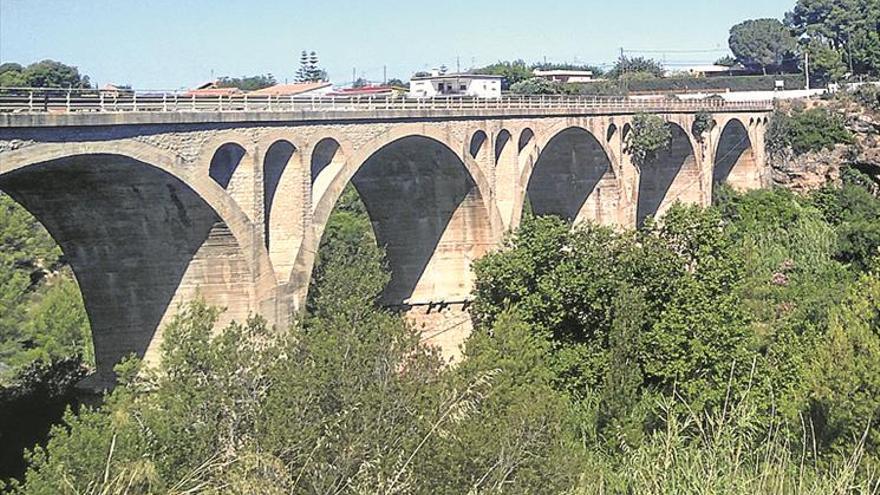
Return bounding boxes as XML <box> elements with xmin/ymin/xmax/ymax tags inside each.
<box><xmin>625</xmin><ymin>113</ymin><xmax>672</xmax><ymax>166</ymax></box>
<box><xmin>853</xmin><ymin>84</ymin><xmax>880</xmax><ymax>112</ymax></box>
<box><xmin>692</xmin><ymin>111</ymin><xmax>715</xmax><ymax>141</ymax></box>
<box><xmin>766</xmin><ymin>107</ymin><xmax>854</xmax><ymax>155</ymax></box>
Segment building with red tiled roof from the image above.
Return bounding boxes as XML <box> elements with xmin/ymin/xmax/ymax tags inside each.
<box><xmin>250</xmin><ymin>82</ymin><xmax>333</xmax><ymax>97</ymax></box>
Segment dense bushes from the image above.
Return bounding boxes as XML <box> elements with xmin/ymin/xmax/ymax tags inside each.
<box><xmin>5</xmin><ymin>179</ymin><xmax>880</xmax><ymax>492</ymax></box>
<box><xmin>578</xmin><ymin>74</ymin><xmax>806</xmax><ymax>95</ymax></box>
<box><xmin>10</xmin><ymin>219</ymin><xmax>584</xmax><ymax>494</ymax></box>
<box><xmin>766</xmin><ymin>105</ymin><xmax>854</xmax><ymax>155</ymax></box>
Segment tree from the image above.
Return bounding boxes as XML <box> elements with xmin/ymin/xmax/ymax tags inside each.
<box><xmin>714</xmin><ymin>55</ymin><xmax>737</xmax><ymax>67</ymax></box>
<box><xmin>215</xmin><ymin>74</ymin><xmax>276</xmax><ymax>91</ymax></box>
<box><xmin>607</xmin><ymin>56</ymin><xmax>665</xmax><ymax>79</ymax></box>
<box><xmin>295</xmin><ymin>50</ymin><xmax>309</xmax><ymax>82</ymax></box>
<box><xmin>510</xmin><ymin>77</ymin><xmax>562</xmax><ymax>95</ymax></box>
<box><xmin>295</xmin><ymin>50</ymin><xmax>327</xmax><ymax>83</ymax></box>
<box><xmin>472</xmin><ymin>60</ymin><xmax>533</xmax><ymax>90</ymax></box>
<box><xmin>729</xmin><ymin>19</ymin><xmax>798</xmax><ymax>75</ymax></box>
<box><xmin>352</xmin><ymin>77</ymin><xmax>369</xmax><ymax>88</ymax></box>
<box><xmin>805</xmin><ymin>39</ymin><xmax>848</xmax><ymax>82</ymax></box>
<box><xmin>803</xmin><ymin>272</ymin><xmax>880</xmax><ymax>455</ymax></box>
<box><xmin>0</xmin><ymin>60</ymin><xmax>90</xmax><ymax>88</ymax></box>
<box><xmin>787</xmin><ymin>0</ymin><xmax>880</xmax><ymax>76</ymax></box>
<box><xmin>0</xmin><ymin>63</ymin><xmax>26</xmax><ymax>87</ymax></box>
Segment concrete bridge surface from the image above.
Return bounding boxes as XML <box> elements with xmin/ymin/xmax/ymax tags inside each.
<box><xmin>0</xmin><ymin>94</ymin><xmax>773</xmax><ymax>387</ymax></box>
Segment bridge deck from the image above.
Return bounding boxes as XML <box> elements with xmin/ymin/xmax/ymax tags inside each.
<box><xmin>0</xmin><ymin>90</ymin><xmax>773</xmax><ymax>127</ymax></box>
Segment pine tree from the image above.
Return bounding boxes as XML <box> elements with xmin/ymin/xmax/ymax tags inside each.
<box><xmin>308</xmin><ymin>51</ymin><xmax>320</xmax><ymax>82</ymax></box>
<box><xmin>296</xmin><ymin>50</ymin><xmax>309</xmax><ymax>82</ymax></box>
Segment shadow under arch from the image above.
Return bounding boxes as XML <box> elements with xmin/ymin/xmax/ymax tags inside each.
<box><xmin>345</xmin><ymin>135</ymin><xmax>493</xmax><ymax>304</ymax></box>
<box><xmin>518</xmin><ymin>128</ymin><xmax>535</xmax><ymax>152</ymax></box>
<box><xmin>209</xmin><ymin>142</ymin><xmax>247</xmax><ymax>188</ymax></box>
<box><xmin>525</xmin><ymin>126</ymin><xmax>619</xmax><ymax>224</ymax></box>
<box><xmin>713</xmin><ymin>119</ymin><xmax>759</xmax><ymax>191</ymax></box>
<box><xmin>0</xmin><ymin>153</ymin><xmax>254</xmax><ymax>388</ymax></box>
<box><xmin>636</xmin><ymin>122</ymin><xmax>699</xmax><ymax>227</ymax></box>
<box><xmin>469</xmin><ymin>130</ymin><xmax>488</xmax><ymax>158</ymax></box>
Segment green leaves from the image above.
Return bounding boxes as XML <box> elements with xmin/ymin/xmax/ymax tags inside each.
<box><xmin>787</xmin><ymin>0</ymin><xmax>880</xmax><ymax>76</ymax></box>
<box><xmin>625</xmin><ymin>114</ymin><xmax>672</xmax><ymax>167</ymax></box>
<box><xmin>766</xmin><ymin>106</ymin><xmax>854</xmax><ymax>156</ymax></box>
<box><xmin>729</xmin><ymin>18</ymin><xmax>799</xmax><ymax>74</ymax></box>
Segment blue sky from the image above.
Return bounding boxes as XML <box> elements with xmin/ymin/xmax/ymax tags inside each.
<box><xmin>1</xmin><ymin>0</ymin><xmax>794</xmax><ymax>89</ymax></box>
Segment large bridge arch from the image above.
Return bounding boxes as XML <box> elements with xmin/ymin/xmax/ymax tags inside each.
<box><xmin>296</xmin><ymin>127</ymin><xmax>496</xmax><ymax>308</ymax></box>
<box><xmin>712</xmin><ymin>118</ymin><xmax>761</xmax><ymax>192</ymax></box>
<box><xmin>0</xmin><ymin>141</ymin><xmax>270</xmax><ymax>388</ymax></box>
<box><xmin>635</xmin><ymin>121</ymin><xmax>701</xmax><ymax>226</ymax></box>
<box><xmin>519</xmin><ymin>125</ymin><xmax>621</xmax><ymax>226</ymax></box>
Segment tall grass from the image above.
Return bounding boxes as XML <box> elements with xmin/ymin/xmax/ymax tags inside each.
<box><xmin>572</xmin><ymin>383</ymin><xmax>879</xmax><ymax>495</ymax></box>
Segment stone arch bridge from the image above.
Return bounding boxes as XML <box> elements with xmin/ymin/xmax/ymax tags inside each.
<box><xmin>0</xmin><ymin>96</ymin><xmax>773</xmax><ymax>386</ymax></box>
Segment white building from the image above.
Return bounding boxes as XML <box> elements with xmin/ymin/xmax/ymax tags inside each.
<box><xmin>532</xmin><ymin>69</ymin><xmax>594</xmax><ymax>83</ymax></box>
<box><xmin>409</xmin><ymin>70</ymin><xmax>502</xmax><ymax>98</ymax></box>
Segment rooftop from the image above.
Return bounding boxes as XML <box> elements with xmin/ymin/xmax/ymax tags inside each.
<box><xmin>411</xmin><ymin>72</ymin><xmax>503</xmax><ymax>81</ymax></box>
<box><xmin>250</xmin><ymin>81</ymin><xmax>332</xmax><ymax>96</ymax></box>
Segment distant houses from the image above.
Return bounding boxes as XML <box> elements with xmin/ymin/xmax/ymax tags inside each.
<box><xmin>409</xmin><ymin>70</ymin><xmax>502</xmax><ymax>98</ymax></box>
<box><xmin>532</xmin><ymin>69</ymin><xmax>594</xmax><ymax>83</ymax></box>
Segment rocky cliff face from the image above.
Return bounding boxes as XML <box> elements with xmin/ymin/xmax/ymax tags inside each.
<box><xmin>769</xmin><ymin>97</ymin><xmax>880</xmax><ymax>193</ymax></box>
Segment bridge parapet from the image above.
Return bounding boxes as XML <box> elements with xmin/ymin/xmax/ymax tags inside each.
<box><xmin>0</xmin><ymin>87</ymin><xmax>773</xmax><ymax>125</ymax></box>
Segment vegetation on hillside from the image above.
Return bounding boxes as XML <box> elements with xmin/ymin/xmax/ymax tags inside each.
<box><xmin>766</xmin><ymin>104</ymin><xmax>854</xmax><ymax>155</ymax></box>
<box><xmin>3</xmin><ymin>163</ymin><xmax>878</xmax><ymax>492</ymax></box>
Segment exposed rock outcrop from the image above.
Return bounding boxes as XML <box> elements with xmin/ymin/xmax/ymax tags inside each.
<box><xmin>770</xmin><ymin>98</ymin><xmax>879</xmax><ymax>192</ymax></box>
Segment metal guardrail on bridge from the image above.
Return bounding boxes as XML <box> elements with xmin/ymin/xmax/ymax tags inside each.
<box><xmin>0</xmin><ymin>87</ymin><xmax>774</xmax><ymax>115</ymax></box>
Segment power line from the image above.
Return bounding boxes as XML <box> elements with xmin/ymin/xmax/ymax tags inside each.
<box><xmin>623</xmin><ymin>48</ymin><xmax>729</xmax><ymax>54</ymax></box>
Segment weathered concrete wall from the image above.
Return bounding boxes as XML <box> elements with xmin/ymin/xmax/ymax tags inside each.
<box><xmin>0</xmin><ymin>155</ymin><xmax>253</xmax><ymax>387</ymax></box>
<box><xmin>0</xmin><ymin>108</ymin><xmax>771</xmax><ymax>384</ymax></box>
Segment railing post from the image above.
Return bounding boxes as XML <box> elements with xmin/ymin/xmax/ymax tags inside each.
<box><xmin>65</xmin><ymin>90</ymin><xmax>71</xmax><ymax>112</ymax></box>
<box><xmin>29</xmin><ymin>90</ymin><xmax>34</xmax><ymax>112</ymax></box>
<box><xmin>162</xmin><ymin>93</ymin><xmax>168</xmax><ymax>112</ymax></box>
<box><xmin>243</xmin><ymin>94</ymin><xmax>249</xmax><ymax>111</ymax></box>
<box><xmin>133</xmin><ymin>92</ymin><xmax>139</xmax><ymax>112</ymax></box>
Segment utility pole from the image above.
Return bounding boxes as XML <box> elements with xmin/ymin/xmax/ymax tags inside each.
<box><xmin>383</xmin><ymin>65</ymin><xmax>387</xmax><ymax>84</ymax></box>
<box><xmin>804</xmin><ymin>51</ymin><xmax>810</xmax><ymax>90</ymax></box>
<box><xmin>352</xmin><ymin>67</ymin><xmax>356</xmax><ymax>87</ymax></box>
